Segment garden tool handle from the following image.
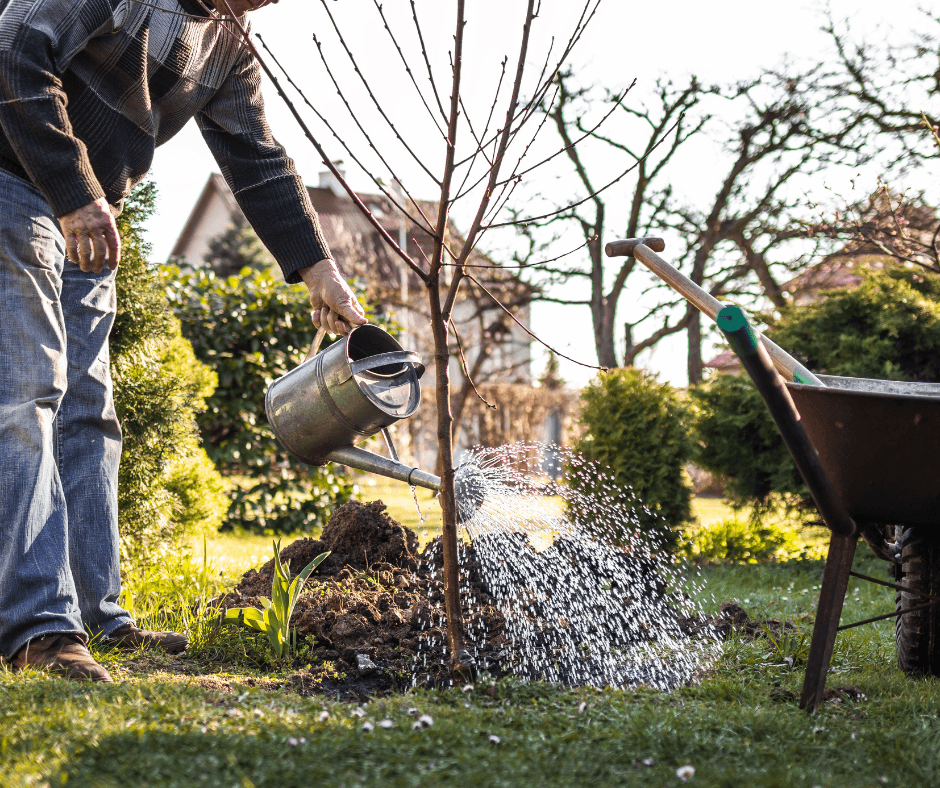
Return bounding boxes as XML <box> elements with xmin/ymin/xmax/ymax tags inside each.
<box><xmin>349</xmin><ymin>351</ymin><xmax>425</xmax><ymax>379</ymax></box>
<box><xmin>605</xmin><ymin>238</ymin><xmax>824</xmax><ymax>387</ymax></box>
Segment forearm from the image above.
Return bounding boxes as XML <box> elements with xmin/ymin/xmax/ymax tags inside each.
<box><xmin>226</xmin><ymin>173</ymin><xmax>332</xmax><ymax>283</ymax></box>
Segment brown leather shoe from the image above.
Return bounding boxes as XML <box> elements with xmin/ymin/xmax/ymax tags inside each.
<box><xmin>12</xmin><ymin>634</ymin><xmax>113</xmax><ymax>683</ymax></box>
<box><xmin>106</xmin><ymin>624</ymin><xmax>189</xmax><ymax>654</ymax></box>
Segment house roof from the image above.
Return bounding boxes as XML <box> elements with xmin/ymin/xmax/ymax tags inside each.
<box><xmin>171</xmin><ymin>173</ymin><xmax>534</xmax><ymax>304</ymax></box>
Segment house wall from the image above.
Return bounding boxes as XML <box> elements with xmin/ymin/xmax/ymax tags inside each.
<box><xmin>171</xmin><ymin>174</ymin><xmax>239</xmax><ymax>267</ymax></box>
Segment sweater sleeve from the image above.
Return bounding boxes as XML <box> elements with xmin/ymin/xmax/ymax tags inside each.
<box><xmin>0</xmin><ymin>0</ymin><xmax>119</xmax><ymax>216</ymax></box>
<box><xmin>196</xmin><ymin>47</ymin><xmax>332</xmax><ymax>284</ymax></box>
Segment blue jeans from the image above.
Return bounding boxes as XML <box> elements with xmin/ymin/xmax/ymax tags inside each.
<box><xmin>0</xmin><ymin>170</ymin><xmax>132</xmax><ymax>658</ymax></box>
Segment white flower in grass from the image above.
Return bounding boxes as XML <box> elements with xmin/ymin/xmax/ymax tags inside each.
<box><xmin>676</xmin><ymin>764</ymin><xmax>695</xmax><ymax>782</ymax></box>
<box><xmin>318</xmin><ymin>710</ymin><xmax>329</xmax><ymax>722</ymax></box>
<box><xmin>362</xmin><ymin>721</ymin><xmax>374</xmax><ymax>732</ymax></box>
<box><xmin>407</xmin><ymin>707</ymin><xmax>419</xmax><ymax>716</ymax></box>
<box><xmin>350</xmin><ymin>707</ymin><xmax>365</xmax><ymax>718</ymax></box>
<box><xmin>412</xmin><ymin>721</ymin><xmax>422</xmax><ymax>731</ymax></box>
<box><xmin>378</xmin><ymin>719</ymin><xmax>394</xmax><ymax>729</ymax></box>
<box><xmin>418</xmin><ymin>714</ymin><xmax>434</xmax><ymax>727</ymax></box>
<box><xmin>488</xmin><ymin>735</ymin><xmax>501</xmax><ymax>745</ymax></box>
<box><xmin>462</xmin><ymin>684</ymin><xmax>474</xmax><ymax>693</ymax></box>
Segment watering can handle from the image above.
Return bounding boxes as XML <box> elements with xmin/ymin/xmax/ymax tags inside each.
<box><xmin>349</xmin><ymin>351</ymin><xmax>425</xmax><ymax>379</ymax></box>
<box><xmin>305</xmin><ymin>326</ymin><xmax>327</xmax><ymax>363</ymax></box>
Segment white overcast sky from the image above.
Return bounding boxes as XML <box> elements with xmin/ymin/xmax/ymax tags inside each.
<box><xmin>144</xmin><ymin>0</ymin><xmax>931</xmax><ymax>388</ymax></box>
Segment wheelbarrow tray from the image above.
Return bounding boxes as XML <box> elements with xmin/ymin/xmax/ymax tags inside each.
<box><xmin>787</xmin><ymin>375</ymin><xmax>940</xmax><ymax>526</ymax></box>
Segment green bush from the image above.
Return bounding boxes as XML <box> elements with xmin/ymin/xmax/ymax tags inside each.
<box><xmin>691</xmin><ymin>267</ymin><xmax>940</xmax><ymax>512</ymax></box>
<box><xmin>163</xmin><ymin>266</ymin><xmax>376</xmax><ymax>533</ymax></box>
<box><xmin>770</xmin><ymin>267</ymin><xmax>940</xmax><ymax>382</ymax></box>
<box><xmin>111</xmin><ymin>183</ymin><xmax>227</xmax><ymax>566</ymax></box>
<box><xmin>683</xmin><ymin>517</ymin><xmax>803</xmax><ymax>564</ymax></box>
<box><xmin>689</xmin><ymin>373</ymin><xmax>804</xmax><ymax>507</ymax></box>
<box><xmin>571</xmin><ymin>367</ymin><xmax>693</xmax><ymax>548</ymax></box>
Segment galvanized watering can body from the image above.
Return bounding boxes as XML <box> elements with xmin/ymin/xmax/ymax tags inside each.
<box><xmin>265</xmin><ymin>325</ymin><xmax>440</xmax><ymax>490</ymax></box>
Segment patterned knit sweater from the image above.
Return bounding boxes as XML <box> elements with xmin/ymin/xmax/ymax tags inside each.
<box><xmin>0</xmin><ymin>0</ymin><xmax>331</xmax><ymax>282</ymax></box>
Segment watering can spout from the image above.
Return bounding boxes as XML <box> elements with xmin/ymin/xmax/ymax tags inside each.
<box><xmin>325</xmin><ymin>445</ymin><xmax>441</xmax><ymax>492</ymax></box>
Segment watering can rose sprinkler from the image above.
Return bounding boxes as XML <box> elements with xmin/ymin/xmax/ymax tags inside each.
<box><xmin>265</xmin><ymin>324</ymin><xmax>484</xmax><ymax>671</ymax></box>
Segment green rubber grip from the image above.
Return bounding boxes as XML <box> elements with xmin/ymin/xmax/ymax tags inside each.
<box><xmin>717</xmin><ymin>305</ymin><xmax>761</xmax><ymax>357</ymax></box>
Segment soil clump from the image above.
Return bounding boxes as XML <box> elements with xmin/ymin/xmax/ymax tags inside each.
<box><xmin>713</xmin><ymin>601</ymin><xmax>798</xmax><ymax>641</ymax></box>
<box><xmin>221</xmin><ymin>500</ymin><xmax>502</xmax><ymax>700</ymax></box>
<box><xmin>219</xmin><ymin>500</ymin><xmax>717</xmax><ymax>701</ymax></box>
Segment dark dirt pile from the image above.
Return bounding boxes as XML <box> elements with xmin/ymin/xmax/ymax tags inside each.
<box><xmin>713</xmin><ymin>601</ymin><xmax>798</xmax><ymax>641</ymax></box>
<box><xmin>220</xmin><ymin>500</ymin><xmax>725</xmax><ymax>700</ymax></box>
<box><xmin>222</xmin><ymin>500</ymin><xmax>505</xmax><ymax>700</ymax></box>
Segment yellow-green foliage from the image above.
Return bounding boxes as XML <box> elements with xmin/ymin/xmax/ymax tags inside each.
<box><xmin>111</xmin><ymin>183</ymin><xmax>227</xmax><ymax>567</ymax></box>
<box><xmin>684</xmin><ymin>517</ymin><xmax>808</xmax><ymax>564</ymax></box>
<box><xmin>572</xmin><ymin>367</ymin><xmax>692</xmax><ymax>548</ymax></box>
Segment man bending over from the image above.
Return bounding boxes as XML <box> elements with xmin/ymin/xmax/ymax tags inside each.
<box><xmin>0</xmin><ymin>0</ymin><xmax>365</xmax><ymax>682</ymax></box>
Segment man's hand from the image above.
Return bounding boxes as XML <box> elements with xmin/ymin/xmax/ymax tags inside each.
<box><xmin>58</xmin><ymin>198</ymin><xmax>121</xmax><ymax>274</ymax></box>
<box><xmin>299</xmin><ymin>259</ymin><xmax>367</xmax><ymax>336</ymax></box>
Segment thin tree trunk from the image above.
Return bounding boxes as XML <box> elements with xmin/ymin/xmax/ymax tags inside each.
<box><xmin>427</xmin><ymin>279</ymin><xmax>466</xmax><ymax>672</ymax></box>
<box><xmin>687</xmin><ymin>306</ymin><xmax>703</xmax><ymax>384</ymax></box>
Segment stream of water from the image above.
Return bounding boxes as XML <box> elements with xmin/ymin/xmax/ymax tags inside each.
<box><xmin>420</xmin><ymin>442</ymin><xmax>720</xmax><ymax>691</ymax></box>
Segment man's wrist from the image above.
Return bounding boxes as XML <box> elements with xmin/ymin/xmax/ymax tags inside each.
<box><xmin>298</xmin><ymin>258</ymin><xmax>334</xmax><ymax>284</ymax></box>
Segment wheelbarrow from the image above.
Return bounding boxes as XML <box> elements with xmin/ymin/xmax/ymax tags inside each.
<box><xmin>607</xmin><ymin>237</ymin><xmax>940</xmax><ymax>712</ymax></box>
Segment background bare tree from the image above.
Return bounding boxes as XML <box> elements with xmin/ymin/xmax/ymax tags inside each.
<box><xmin>517</xmin><ymin>54</ymin><xmax>885</xmax><ymax>381</ymax></box>
<box><xmin>512</xmin><ymin>71</ymin><xmax>711</xmax><ymax>369</ymax></box>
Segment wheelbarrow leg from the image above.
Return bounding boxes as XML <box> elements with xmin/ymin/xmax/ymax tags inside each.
<box><xmin>799</xmin><ymin>532</ymin><xmax>857</xmax><ymax>711</ymax></box>
<box><xmin>717</xmin><ymin>306</ymin><xmax>858</xmax><ymax>713</ymax></box>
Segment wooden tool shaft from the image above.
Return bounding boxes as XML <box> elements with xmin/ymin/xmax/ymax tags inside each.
<box><xmin>607</xmin><ymin>240</ymin><xmax>822</xmax><ymax>386</ymax></box>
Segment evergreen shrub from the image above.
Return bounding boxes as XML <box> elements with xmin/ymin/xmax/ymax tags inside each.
<box><xmin>571</xmin><ymin>367</ymin><xmax>692</xmax><ymax>549</ymax></box>
<box><xmin>111</xmin><ymin>183</ymin><xmax>227</xmax><ymax>566</ymax></box>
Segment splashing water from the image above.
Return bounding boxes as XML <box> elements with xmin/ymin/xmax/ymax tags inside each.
<box><xmin>420</xmin><ymin>442</ymin><xmax>720</xmax><ymax>691</ymax></box>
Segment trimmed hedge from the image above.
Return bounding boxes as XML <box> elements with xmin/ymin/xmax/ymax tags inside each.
<box><xmin>111</xmin><ymin>183</ymin><xmax>227</xmax><ymax>566</ymax></box>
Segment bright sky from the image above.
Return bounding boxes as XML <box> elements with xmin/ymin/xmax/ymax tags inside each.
<box><xmin>144</xmin><ymin>0</ymin><xmax>930</xmax><ymax>389</ymax></box>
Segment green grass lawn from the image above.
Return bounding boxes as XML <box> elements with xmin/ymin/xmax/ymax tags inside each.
<box><xmin>31</xmin><ymin>494</ymin><xmax>932</xmax><ymax>787</ymax></box>
<box><xmin>6</xmin><ymin>529</ymin><xmax>938</xmax><ymax>787</ymax></box>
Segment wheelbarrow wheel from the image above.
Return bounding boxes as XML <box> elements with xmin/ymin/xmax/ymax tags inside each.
<box><xmin>895</xmin><ymin>525</ymin><xmax>940</xmax><ymax>675</ymax></box>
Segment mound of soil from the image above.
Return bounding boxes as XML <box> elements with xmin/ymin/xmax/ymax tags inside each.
<box><xmin>221</xmin><ymin>501</ymin><xmax>504</xmax><ymax>700</ymax></box>
<box><xmin>220</xmin><ymin>500</ymin><xmax>715</xmax><ymax>701</ymax></box>
<box><xmin>713</xmin><ymin>601</ymin><xmax>798</xmax><ymax>641</ymax></box>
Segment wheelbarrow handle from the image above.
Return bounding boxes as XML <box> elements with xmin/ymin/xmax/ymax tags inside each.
<box><xmin>717</xmin><ymin>306</ymin><xmax>855</xmax><ymax>538</ymax></box>
<box><xmin>605</xmin><ymin>239</ymin><xmax>823</xmax><ymax>386</ymax></box>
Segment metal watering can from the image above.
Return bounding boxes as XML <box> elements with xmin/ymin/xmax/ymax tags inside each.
<box><xmin>265</xmin><ymin>324</ymin><xmax>442</xmax><ymax>491</ymax></box>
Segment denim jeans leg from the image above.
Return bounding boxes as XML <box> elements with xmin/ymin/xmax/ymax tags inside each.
<box><xmin>0</xmin><ymin>174</ymin><xmax>85</xmax><ymax>658</ymax></box>
<box><xmin>58</xmin><ymin>262</ymin><xmax>132</xmax><ymax>638</ymax></box>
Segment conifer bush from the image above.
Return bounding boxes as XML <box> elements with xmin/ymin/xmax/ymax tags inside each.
<box><xmin>111</xmin><ymin>183</ymin><xmax>227</xmax><ymax>566</ymax></box>
<box><xmin>571</xmin><ymin>367</ymin><xmax>693</xmax><ymax>549</ymax></box>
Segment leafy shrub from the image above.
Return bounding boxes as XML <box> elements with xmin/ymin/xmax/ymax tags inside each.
<box><xmin>683</xmin><ymin>517</ymin><xmax>803</xmax><ymax>564</ymax></box>
<box><xmin>689</xmin><ymin>373</ymin><xmax>804</xmax><ymax>507</ymax></box>
<box><xmin>770</xmin><ymin>267</ymin><xmax>940</xmax><ymax>382</ymax></box>
<box><xmin>111</xmin><ymin>183</ymin><xmax>227</xmax><ymax>566</ymax></box>
<box><xmin>691</xmin><ymin>267</ymin><xmax>940</xmax><ymax>512</ymax></box>
<box><xmin>571</xmin><ymin>367</ymin><xmax>693</xmax><ymax>548</ymax></box>
<box><xmin>163</xmin><ymin>266</ymin><xmax>376</xmax><ymax>533</ymax></box>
